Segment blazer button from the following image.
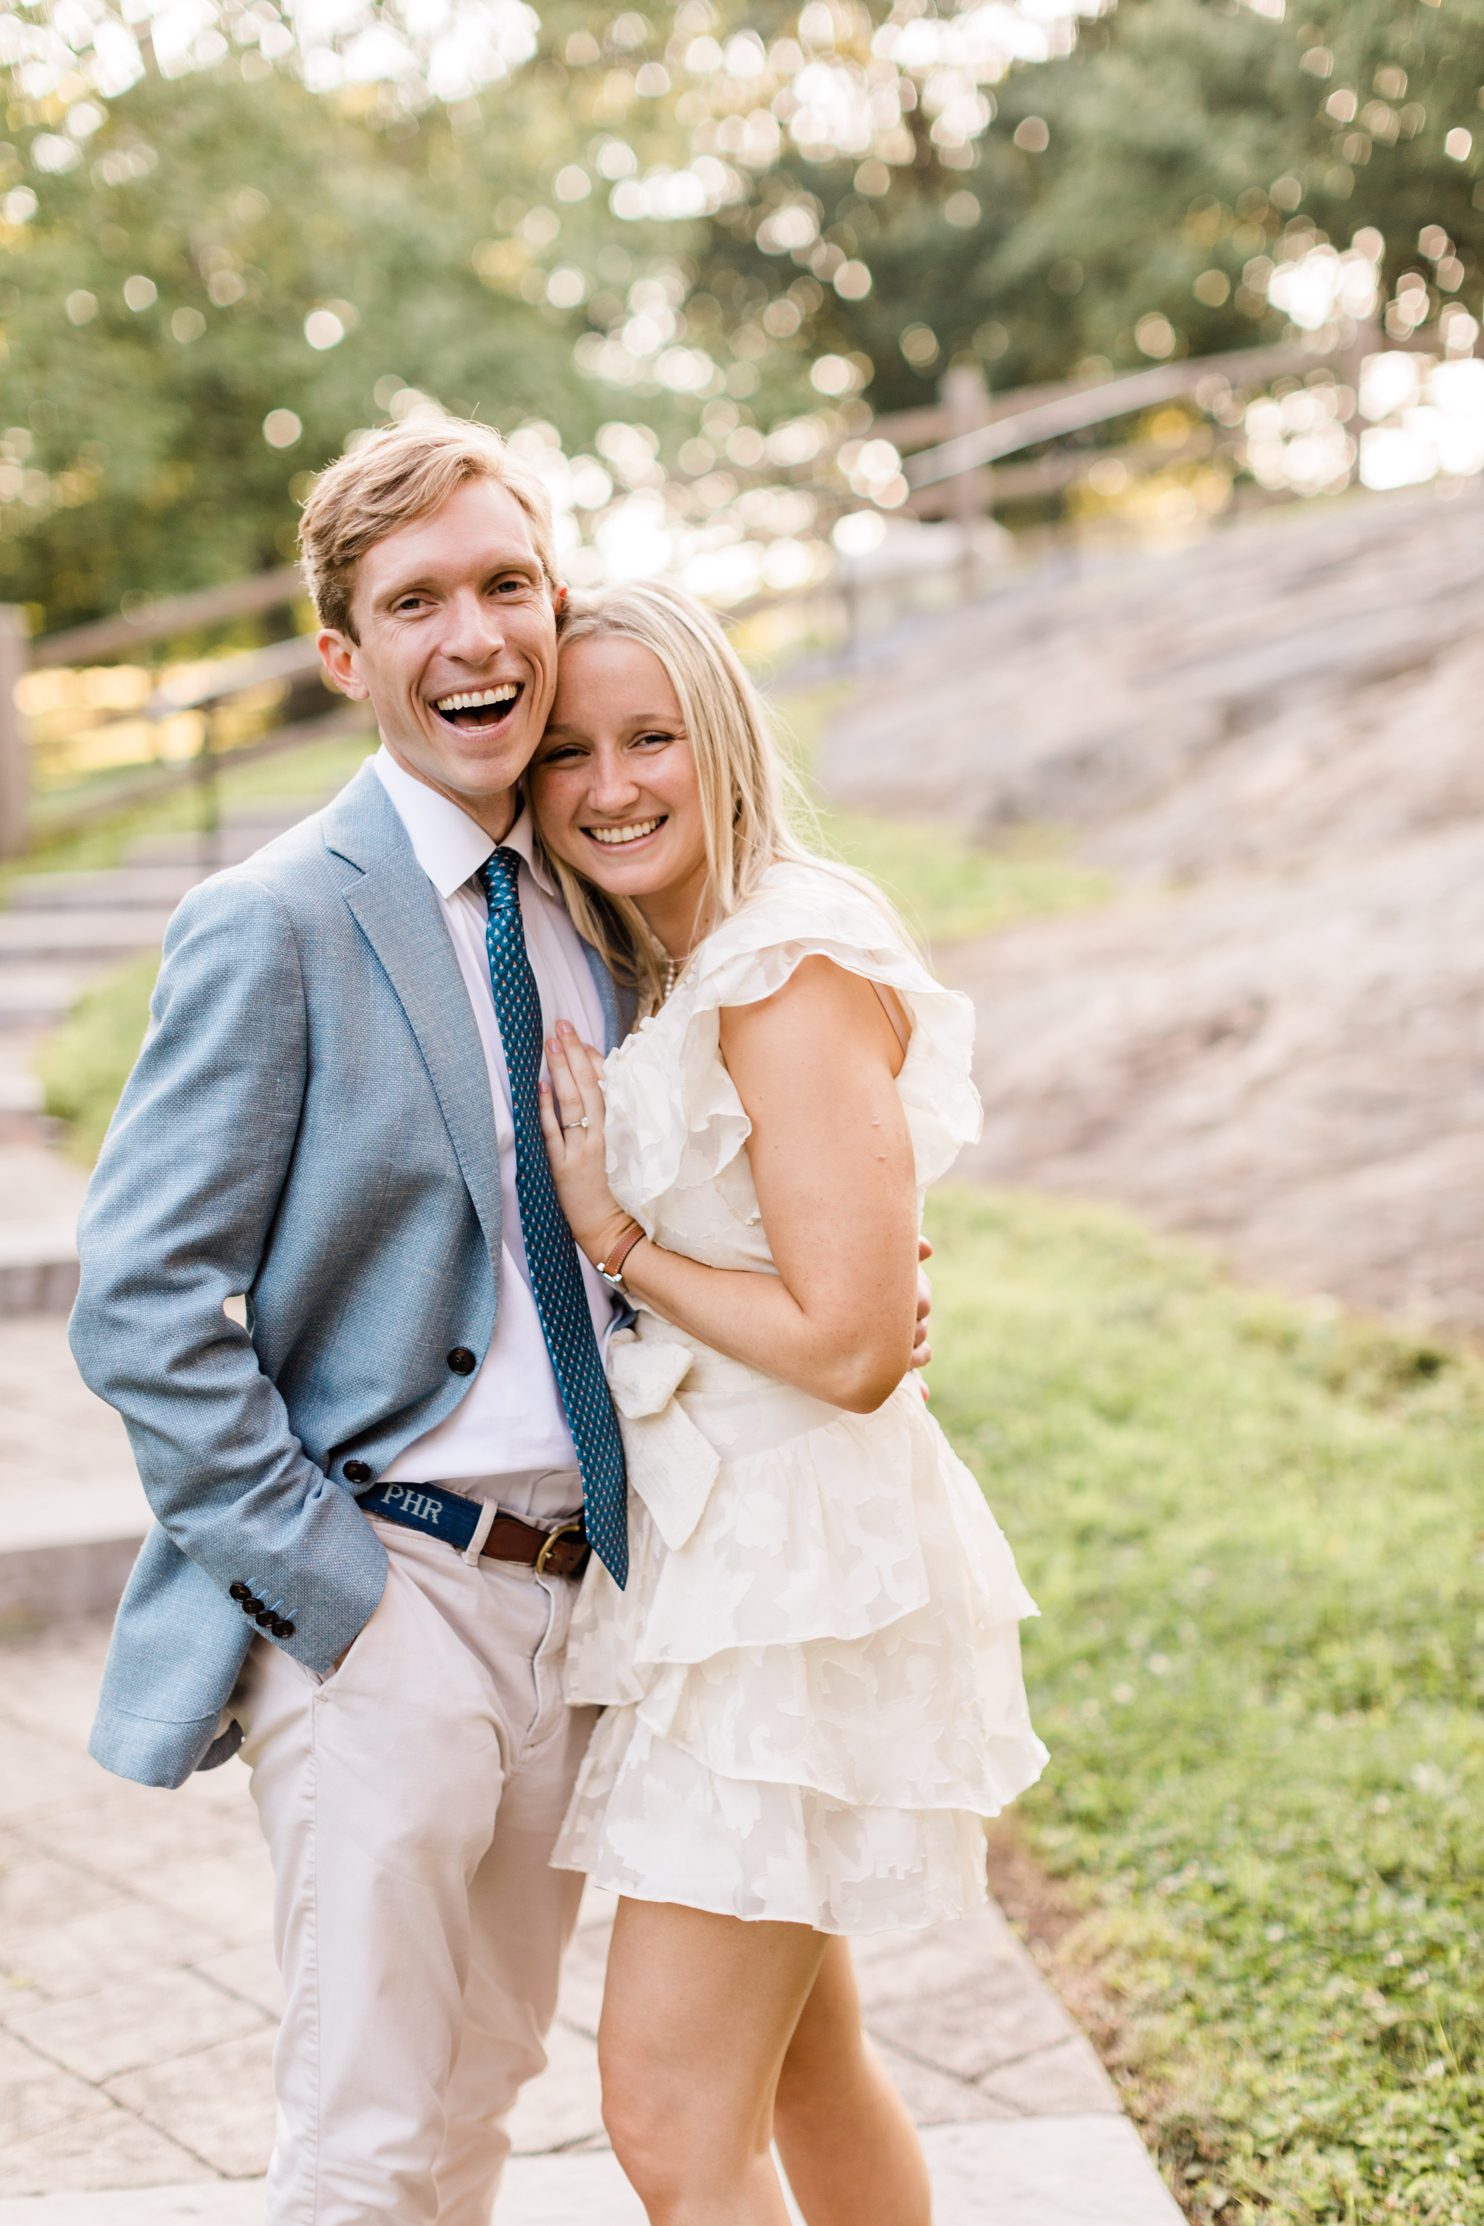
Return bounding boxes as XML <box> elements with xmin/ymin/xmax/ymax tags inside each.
<box><xmin>243</xmin><ymin>1596</ymin><xmax>262</xmax><ymax>1616</ymax></box>
<box><xmin>274</xmin><ymin>1617</ymin><xmax>295</xmax><ymax>1639</ymax></box>
<box><xmin>229</xmin><ymin>1582</ymin><xmax>250</xmax><ymax>1601</ymax></box>
<box><xmin>447</xmin><ymin>1347</ymin><xmax>477</xmax><ymax>1376</ymax></box>
<box><xmin>255</xmin><ymin>1609</ymin><xmax>274</xmax><ymax>1628</ymax></box>
<box><xmin>344</xmin><ymin>1460</ymin><xmax>372</xmax><ymax>1485</ymax></box>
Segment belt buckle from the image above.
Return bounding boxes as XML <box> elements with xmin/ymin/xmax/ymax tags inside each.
<box><xmin>534</xmin><ymin>1519</ymin><xmax>585</xmax><ymax>1576</ymax></box>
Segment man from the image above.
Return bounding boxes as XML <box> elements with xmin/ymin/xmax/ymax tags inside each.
<box><xmin>72</xmin><ymin>412</ymin><xmax>930</xmax><ymax>2222</ymax></box>
<box><xmin>72</xmin><ymin>415</ymin><xmax>630</xmax><ymax>2224</ymax></box>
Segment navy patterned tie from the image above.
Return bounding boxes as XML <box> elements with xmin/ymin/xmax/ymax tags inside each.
<box><xmin>479</xmin><ymin>848</ymin><xmax>628</xmax><ymax>1587</ymax></box>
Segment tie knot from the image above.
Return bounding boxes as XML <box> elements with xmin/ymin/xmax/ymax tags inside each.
<box><xmin>479</xmin><ymin>848</ymin><xmax>521</xmax><ymax>912</ymax></box>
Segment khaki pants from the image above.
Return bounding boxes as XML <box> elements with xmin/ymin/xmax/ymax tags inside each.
<box><xmin>233</xmin><ymin>1509</ymin><xmax>597</xmax><ymax>2226</ymax></box>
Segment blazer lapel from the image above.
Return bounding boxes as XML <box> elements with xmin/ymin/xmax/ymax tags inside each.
<box><xmin>324</xmin><ymin>767</ymin><xmax>502</xmax><ymax>1256</ymax></box>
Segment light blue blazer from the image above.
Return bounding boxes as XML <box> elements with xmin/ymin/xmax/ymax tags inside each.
<box><xmin>70</xmin><ymin>762</ymin><xmax>622</xmax><ymax>1789</ymax></box>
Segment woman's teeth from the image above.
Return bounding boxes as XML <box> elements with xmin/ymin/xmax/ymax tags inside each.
<box><xmin>586</xmin><ymin>819</ymin><xmax>664</xmax><ymax>846</ymax></box>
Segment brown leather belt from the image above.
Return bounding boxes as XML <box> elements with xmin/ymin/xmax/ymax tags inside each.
<box><xmin>361</xmin><ymin>1480</ymin><xmax>591</xmax><ymax>1578</ymax></box>
<box><xmin>484</xmin><ymin>1511</ymin><xmax>590</xmax><ymax>1579</ymax></box>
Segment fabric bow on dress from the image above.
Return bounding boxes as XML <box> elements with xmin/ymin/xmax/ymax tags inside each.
<box><xmin>605</xmin><ymin>1330</ymin><xmax>719</xmax><ymax>1552</ymax></box>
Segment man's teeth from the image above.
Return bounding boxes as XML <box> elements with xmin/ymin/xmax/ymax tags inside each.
<box><xmin>434</xmin><ymin>685</ymin><xmax>519</xmax><ymax>713</ymax></box>
<box><xmin>587</xmin><ymin>819</ymin><xmax>663</xmax><ymax>847</ymax></box>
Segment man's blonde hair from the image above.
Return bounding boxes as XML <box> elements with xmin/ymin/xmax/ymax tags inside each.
<box><xmin>535</xmin><ymin>580</ymin><xmax>902</xmax><ymax>1013</ymax></box>
<box><xmin>299</xmin><ymin>414</ymin><xmax>559</xmax><ymax>640</ymax></box>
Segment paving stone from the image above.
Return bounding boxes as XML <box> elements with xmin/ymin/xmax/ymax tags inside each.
<box><xmin>0</xmin><ymin>1722</ymin><xmax>106</xmax><ymax>1827</ymax></box>
<box><xmin>0</xmin><ymin>1636</ymin><xmax>1182</xmax><ymax>2221</ymax></box>
<box><xmin>867</xmin><ymin>1938</ymin><xmax>1079</xmax><ymax>2085</ymax></box>
<box><xmin>0</xmin><ymin>2122</ymin><xmax>1188</xmax><ymax>2224</ymax></box>
<box><xmin>186</xmin><ymin>1941</ymin><xmax>282</xmax><ymax>2022</ymax></box>
<box><xmin>0</xmin><ymin>2029</ymin><xmax>114</xmax><ymax>2146</ymax></box>
<box><xmin>2</xmin><ymin>1886</ymin><xmax>225</xmax><ymax>2005</ymax></box>
<box><xmin>978</xmin><ymin>2031</ymin><xmax>1124</xmax><ymax>2118</ymax></box>
<box><xmin>0</xmin><ymin>1631</ymin><xmax>108</xmax><ymax>1741</ymax></box>
<box><xmin>0</xmin><ymin>1842</ymin><xmax>124</xmax><ymax>1940</ymax></box>
<box><xmin>0</xmin><ymin>2104</ymin><xmax>214</xmax><ymax>2200</ymax></box>
<box><xmin>105</xmin><ymin>2027</ymin><xmax>275</xmax><ymax>2179</ymax></box>
<box><xmin>128</xmin><ymin>1848</ymin><xmax>275</xmax><ymax>1950</ymax></box>
<box><xmin>18</xmin><ymin>1781</ymin><xmax>259</xmax><ymax>1881</ymax></box>
<box><xmin>508</xmin><ymin>2011</ymin><xmax>606</xmax><ymax>2156</ymax></box>
<box><xmin>854</xmin><ymin>1898</ymin><xmax>1030</xmax><ymax>2008</ymax></box>
<box><xmin>916</xmin><ymin>2116</ymin><xmax>1186</xmax><ymax>2224</ymax></box>
<box><xmin>5</xmin><ymin>1966</ymin><xmax>270</xmax><ymax>2085</ymax></box>
<box><xmin>545</xmin><ymin>1911</ymin><xmax>610</xmax><ymax>2038</ymax></box>
<box><xmin>869</xmin><ymin>2034</ymin><xmax>1020</xmax><ymax>2126</ymax></box>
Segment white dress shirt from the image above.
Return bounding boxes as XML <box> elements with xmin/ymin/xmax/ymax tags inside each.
<box><xmin>373</xmin><ymin>747</ymin><xmax>616</xmax><ymax>1518</ymax></box>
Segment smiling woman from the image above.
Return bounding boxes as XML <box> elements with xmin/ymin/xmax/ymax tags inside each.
<box><xmin>534</xmin><ymin>632</ymin><xmax>711</xmax><ymax>965</ymax></box>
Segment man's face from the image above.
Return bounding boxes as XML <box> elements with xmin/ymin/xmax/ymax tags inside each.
<box><xmin>318</xmin><ymin>476</ymin><xmax>561</xmax><ymax>837</ymax></box>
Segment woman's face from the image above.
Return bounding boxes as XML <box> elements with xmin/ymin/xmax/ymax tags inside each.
<box><xmin>531</xmin><ymin>635</ymin><xmax>709</xmax><ymax>941</ymax></box>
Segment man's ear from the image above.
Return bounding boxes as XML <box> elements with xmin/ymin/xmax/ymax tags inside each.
<box><xmin>318</xmin><ymin>628</ymin><xmax>368</xmax><ymax>700</ymax></box>
<box><xmin>553</xmin><ymin>582</ymin><xmax>569</xmax><ymax>611</ymax></box>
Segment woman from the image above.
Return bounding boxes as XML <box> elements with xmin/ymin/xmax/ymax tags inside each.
<box><xmin>529</xmin><ymin>580</ymin><xmax>1046</xmax><ymax>2226</ymax></box>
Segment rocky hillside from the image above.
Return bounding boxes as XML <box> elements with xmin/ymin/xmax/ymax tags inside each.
<box><xmin>820</xmin><ymin>484</ymin><xmax>1484</xmax><ymax>1333</ymax></box>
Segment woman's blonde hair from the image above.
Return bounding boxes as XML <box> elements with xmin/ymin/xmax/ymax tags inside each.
<box><xmin>534</xmin><ymin>578</ymin><xmax>900</xmax><ymax>1013</ymax></box>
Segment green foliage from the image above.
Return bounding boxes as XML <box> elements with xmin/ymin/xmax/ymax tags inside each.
<box><xmin>0</xmin><ymin>59</ymin><xmax>651</xmax><ymax>626</ymax></box>
<box><xmin>928</xmin><ymin>1185</ymin><xmax>1484</xmax><ymax>2224</ymax></box>
<box><xmin>7</xmin><ymin>2</ymin><xmax>1484</xmax><ymax>643</ymax></box>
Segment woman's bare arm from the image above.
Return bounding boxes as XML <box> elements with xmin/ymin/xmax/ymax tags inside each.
<box><xmin>541</xmin><ymin>957</ymin><xmax>921</xmax><ymax>1413</ymax></box>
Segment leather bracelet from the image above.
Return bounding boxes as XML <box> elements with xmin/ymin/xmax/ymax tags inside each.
<box><xmin>595</xmin><ymin>1221</ymin><xmax>646</xmax><ymax>1293</ymax></box>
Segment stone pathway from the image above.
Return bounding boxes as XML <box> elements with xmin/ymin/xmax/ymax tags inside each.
<box><xmin>0</xmin><ymin>1624</ymin><xmax>1181</xmax><ymax>2226</ymax></box>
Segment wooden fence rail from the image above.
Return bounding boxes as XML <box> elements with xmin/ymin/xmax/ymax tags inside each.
<box><xmin>0</xmin><ymin>320</ymin><xmax>1436</xmax><ymax>862</ymax></box>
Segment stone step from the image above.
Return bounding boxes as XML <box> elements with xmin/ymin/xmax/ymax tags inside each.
<box><xmin>0</xmin><ymin>1147</ymin><xmax>86</xmax><ymax>1317</ymax></box>
<box><xmin>0</xmin><ymin>2119</ymin><xmax>1184</xmax><ymax>2224</ymax></box>
<box><xmin>0</xmin><ymin>1031</ymin><xmax>45</xmax><ymax>1120</ymax></box>
<box><xmin>8</xmin><ymin>866</ymin><xmax>204</xmax><ymax>912</ymax></box>
<box><xmin>0</xmin><ymin>1312</ymin><xmax>147</xmax><ymax>1622</ymax></box>
<box><xmin>0</xmin><ymin>910</ymin><xmax>174</xmax><ymax>963</ymax></box>
<box><xmin>0</xmin><ymin>964</ymin><xmax>95</xmax><ymax>1032</ymax></box>
<box><xmin>126</xmin><ymin>810</ymin><xmax>310</xmax><ymax>867</ymax></box>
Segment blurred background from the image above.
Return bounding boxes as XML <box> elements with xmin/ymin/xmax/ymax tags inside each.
<box><xmin>2</xmin><ymin>4</ymin><xmax>1483</xmax><ymax>2224</ymax></box>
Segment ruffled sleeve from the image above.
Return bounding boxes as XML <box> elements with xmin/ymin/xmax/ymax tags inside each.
<box><xmin>602</xmin><ymin>861</ymin><xmax>982</xmax><ymax>1221</ymax></box>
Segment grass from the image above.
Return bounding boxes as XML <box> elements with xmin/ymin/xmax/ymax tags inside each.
<box><xmin>925</xmin><ymin>1184</ymin><xmax>1484</xmax><ymax>2226</ymax></box>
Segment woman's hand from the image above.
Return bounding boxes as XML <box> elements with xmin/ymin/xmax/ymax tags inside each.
<box><xmin>538</xmin><ymin>1022</ymin><xmax>635</xmax><ymax>1266</ymax></box>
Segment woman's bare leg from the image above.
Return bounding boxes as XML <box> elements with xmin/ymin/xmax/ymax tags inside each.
<box><xmin>598</xmin><ymin>1897</ymin><xmax>829</xmax><ymax>2226</ymax></box>
<box><xmin>773</xmin><ymin>1938</ymin><xmax>933</xmax><ymax>2226</ymax></box>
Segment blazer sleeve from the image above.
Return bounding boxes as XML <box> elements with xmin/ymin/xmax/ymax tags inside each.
<box><xmin>68</xmin><ymin>870</ymin><xmax>386</xmax><ymax>1676</ymax></box>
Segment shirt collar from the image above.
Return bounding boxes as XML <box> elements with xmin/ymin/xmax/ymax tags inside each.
<box><xmin>372</xmin><ymin>746</ymin><xmax>560</xmax><ymax>902</ymax></box>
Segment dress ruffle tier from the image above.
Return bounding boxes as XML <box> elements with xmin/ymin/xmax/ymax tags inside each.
<box><xmin>552</xmin><ymin>863</ymin><xmax>1047</xmax><ymax>1933</ymax></box>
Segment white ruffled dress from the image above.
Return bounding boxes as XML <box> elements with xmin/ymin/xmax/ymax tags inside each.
<box><xmin>552</xmin><ymin>863</ymin><xmax>1047</xmax><ymax>1934</ymax></box>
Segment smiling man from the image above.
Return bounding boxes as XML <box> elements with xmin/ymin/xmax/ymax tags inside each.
<box><xmin>69</xmin><ymin>416</ymin><xmax>632</xmax><ymax>2226</ymax></box>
